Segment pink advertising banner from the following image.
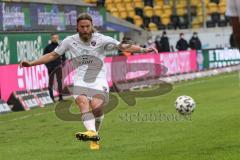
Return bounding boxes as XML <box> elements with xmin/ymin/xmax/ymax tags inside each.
<box><xmin>0</xmin><ymin>51</ymin><xmax>197</xmax><ymax>101</ymax></box>
<box><xmin>0</xmin><ymin>64</ymin><xmax>49</xmax><ymax>101</ymax></box>
<box><xmin>159</xmin><ymin>50</ymin><xmax>197</xmax><ymax>75</ymax></box>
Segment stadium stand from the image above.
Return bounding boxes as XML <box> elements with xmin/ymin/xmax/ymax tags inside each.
<box><xmin>84</xmin><ymin>0</ymin><xmax>228</xmax><ymax>30</ymax></box>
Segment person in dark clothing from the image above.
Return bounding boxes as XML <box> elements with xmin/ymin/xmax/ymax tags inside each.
<box><xmin>155</xmin><ymin>35</ymin><xmax>161</xmax><ymax>53</ymax></box>
<box><xmin>189</xmin><ymin>32</ymin><xmax>202</xmax><ymax>50</ymax></box>
<box><xmin>160</xmin><ymin>31</ymin><xmax>170</xmax><ymax>52</ymax></box>
<box><xmin>176</xmin><ymin>33</ymin><xmax>188</xmax><ymax>51</ymax></box>
<box><xmin>230</xmin><ymin>32</ymin><xmax>237</xmax><ymax>48</ymax></box>
<box><xmin>43</xmin><ymin>33</ymin><xmax>66</xmax><ymax>102</ymax></box>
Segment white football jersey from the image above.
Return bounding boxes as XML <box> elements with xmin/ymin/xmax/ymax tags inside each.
<box><xmin>54</xmin><ymin>32</ymin><xmax>120</xmax><ymax>83</ymax></box>
<box><xmin>226</xmin><ymin>0</ymin><xmax>240</xmax><ymax>17</ymax></box>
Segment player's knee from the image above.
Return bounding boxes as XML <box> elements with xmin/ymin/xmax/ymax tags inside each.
<box><xmin>76</xmin><ymin>95</ymin><xmax>89</xmax><ymax>106</ymax></box>
<box><xmin>91</xmin><ymin>101</ymin><xmax>104</xmax><ymax>117</ymax></box>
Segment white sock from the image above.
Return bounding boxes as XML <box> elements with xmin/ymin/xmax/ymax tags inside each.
<box><xmin>95</xmin><ymin>115</ymin><xmax>104</xmax><ymax>133</ymax></box>
<box><xmin>81</xmin><ymin>112</ymin><xmax>96</xmax><ymax>132</ymax></box>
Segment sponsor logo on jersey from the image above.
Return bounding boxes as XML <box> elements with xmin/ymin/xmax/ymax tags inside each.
<box><xmin>91</xmin><ymin>41</ymin><xmax>96</xmax><ymax>46</ymax></box>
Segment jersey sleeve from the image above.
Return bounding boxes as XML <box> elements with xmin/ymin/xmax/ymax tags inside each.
<box><xmin>54</xmin><ymin>37</ymin><xmax>70</xmax><ymax>56</ymax></box>
<box><xmin>102</xmin><ymin>35</ymin><xmax>121</xmax><ymax>46</ymax></box>
<box><xmin>226</xmin><ymin>0</ymin><xmax>239</xmax><ymax>17</ymax></box>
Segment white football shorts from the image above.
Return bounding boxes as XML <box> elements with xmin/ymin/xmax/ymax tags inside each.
<box><xmin>72</xmin><ymin>78</ymin><xmax>109</xmax><ymax>103</ymax></box>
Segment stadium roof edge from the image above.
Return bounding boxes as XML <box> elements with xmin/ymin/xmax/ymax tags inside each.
<box><xmin>1</xmin><ymin>0</ymin><xmax>95</xmax><ymax>6</ymax></box>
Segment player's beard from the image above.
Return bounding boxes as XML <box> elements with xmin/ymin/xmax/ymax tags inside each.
<box><xmin>79</xmin><ymin>32</ymin><xmax>92</xmax><ymax>42</ymax></box>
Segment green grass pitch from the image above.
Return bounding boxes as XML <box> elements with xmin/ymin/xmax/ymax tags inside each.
<box><xmin>1</xmin><ymin>72</ymin><xmax>240</xmax><ymax>160</ymax></box>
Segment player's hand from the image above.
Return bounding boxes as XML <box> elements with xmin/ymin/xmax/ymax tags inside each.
<box><xmin>19</xmin><ymin>60</ymin><xmax>32</xmax><ymax>68</ymax></box>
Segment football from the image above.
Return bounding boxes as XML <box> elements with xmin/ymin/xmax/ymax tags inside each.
<box><xmin>175</xmin><ymin>95</ymin><xmax>196</xmax><ymax>115</ymax></box>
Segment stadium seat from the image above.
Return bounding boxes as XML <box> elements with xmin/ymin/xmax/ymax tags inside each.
<box><xmin>177</xmin><ymin>0</ymin><xmax>187</xmax><ymax>6</ymax></box>
<box><xmin>191</xmin><ymin>0</ymin><xmax>199</xmax><ymax>6</ymax></box>
<box><xmin>105</xmin><ymin>0</ymin><xmax>114</xmax><ymax>11</ymax></box>
<box><xmin>133</xmin><ymin>15</ymin><xmax>143</xmax><ymax>27</ymax></box>
<box><xmin>148</xmin><ymin>22</ymin><xmax>158</xmax><ymax>31</ymax></box>
<box><xmin>218</xmin><ymin>1</ymin><xmax>226</xmax><ymax>14</ymax></box>
<box><xmin>161</xmin><ymin>14</ymin><xmax>171</xmax><ymax>26</ymax></box>
<box><xmin>176</xmin><ymin>3</ymin><xmax>187</xmax><ymax>16</ymax></box>
<box><xmin>144</xmin><ymin>6</ymin><xmax>154</xmax><ymax>17</ymax></box>
<box><xmin>192</xmin><ymin>18</ymin><xmax>201</xmax><ymax>28</ymax></box>
<box><xmin>155</xmin><ymin>0</ymin><xmax>164</xmax><ymax>7</ymax></box>
<box><xmin>208</xmin><ymin>2</ymin><xmax>218</xmax><ymax>14</ymax></box>
<box><xmin>127</xmin><ymin>8</ymin><xmax>136</xmax><ymax>18</ymax></box>
<box><xmin>110</xmin><ymin>8</ymin><xmax>120</xmax><ymax>18</ymax></box>
<box><xmin>119</xmin><ymin>8</ymin><xmax>128</xmax><ymax>19</ymax></box>
<box><xmin>163</xmin><ymin>5</ymin><xmax>172</xmax><ymax>17</ymax></box>
<box><xmin>133</xmin><ymin>0</ymin><xmax>144</xmax><ymax>8</ymax></box>
<box><xmin>115</xmin><ymin>0</ymin><xmax>125</xmax><ymax>10</ymax></box>
<box><xmin>124</xmin><ymin>0</ymin><xmax>133</xmax><ymax>9</ymax></box>
<box><xmin>153</xmin><ymin>6</ymin><xmax>163</xmax><ymax>17</ymax></box>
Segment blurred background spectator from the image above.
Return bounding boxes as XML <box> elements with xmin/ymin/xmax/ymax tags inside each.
<box><xmin>176</xmin><ymin>33</ymin><xmax>188</xmax><ymax>51</ymax></box>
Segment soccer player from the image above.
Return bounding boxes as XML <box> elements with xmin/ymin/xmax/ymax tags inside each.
<box><xmin>19</xmin><ymin>13</ymin><xmax>155</xmax><ymax>150</ymax></box>
<box><xmin>226</xmin><ymin>0</ymin><xmax>240</xmax><ymax>48</ymax></box>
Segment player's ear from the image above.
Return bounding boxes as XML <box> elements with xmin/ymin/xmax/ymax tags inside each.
<box><xmin>76</xmin><ymin>28</ymin><xmax>79</xmax><ymax>32</ymax></box>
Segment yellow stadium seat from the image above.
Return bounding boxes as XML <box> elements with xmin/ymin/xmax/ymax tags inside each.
<box><xmin>133</xmin><ymin>0</ymin><xmax>144</xmax><ymax>8</ymax></box>
<box><xmin>161</xmin><ymin>15</ymin><xmax>170</xmax><ymax>25</ymax></box>
<box><xmin>197</xmin><ymin>7</ymin><xmax>203</xmax><ymax>15</ymax></box>
<box><xmin>218</xmin><ymin>2</ymin><xmax>226</xmax><ymax>14</ymax></box>
<box><xmin>192</xmin><ymin>15</ymin><xmax>203</xmax><ymax>28</ymax></box>
<box><xmin>176</xmin><ymin>3</ymin><xmax>186</xmax><ymax>9</ymax></box>
<box><xmin>177</xmin><ymin>0</ymin><xmax>187</xmax><ymax>6</ymax></box>
<box><xmin>176</xmin><ymin>8</ymin><xmax>186</xmax><ymax>16</ymax></box>
<box><xmin>163</xmin><ymin>5</ymin><xmax>172</xmax><ymax>16</ymax></box>
<box><xmin>127</xmin><ymin>8</ymin><xmax>136</xmax><ymax>18</ymax></box>
<box><xmin>110</xmin><ymin>8</ymin><xmax>120</xmax><ymax>18</ymax></box>
<box><xmin>208</xmin><ymin>2</ymin><xmax>218</xmax><ymax>14</ymax></box>
<box><xmin>155</xmin><ymin>0</ymin><xmax>164</xmax><ymax>7</ymax></box>
<box><xmin>176</xmin><ymin>3</ymin><xmax>186</xmax><ymax>16</ymax></box>
<box><xmin>116</xmin><ymin>3</ymin><xmax>125</xmax><ymax>9</ymax></box>
<box><xmin>134</xmin><ymin>15</ymin><xmax>143</xmax><ymax>27</ymax></box>
<box><xmin>148</xmin><ymin>22</ymin><xmax>158</xmax><ymax>31</ymax></box>
<box><xmin>197</xmin><ymin>13</ymin><xmax>203</xmax><ymax>23</ymax></box>
<box><xmin>154</xmin><ymin>6</ymin><xmax>163</xmax><ymax>17</ymax></box>
<box><xmin>191</xmin><ymin>0</ymin><xmax>199</xmax><ymax>6</ymax></box>
<box><xmin>119</xmin><ymin>8</ymin><xmax>128</xmax><ymax>19</ymax></box>
<box><xmin>125</xmin><ymin>1</ymin><xmax>133</xmax><ymax>9</ymax></box>
<box><xmin>144</xmin><ymin>6</ymin><xmax>154</xmax><ymax>17</ymax></box>
<box><xmin>105</xmin><ymin>3</ymin><xmax>114</xmax><ymax>11</ymax></box>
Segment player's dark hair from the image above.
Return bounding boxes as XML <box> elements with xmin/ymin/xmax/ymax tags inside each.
<box><xmin>51</xmin><ymin>33</ymin><xmax>58</xmax><ymax>36</ymax></box>
<box><xmin>77</xmin><ymin>13</ymin><xmax>93</xmax><ymax>24</ymax></box>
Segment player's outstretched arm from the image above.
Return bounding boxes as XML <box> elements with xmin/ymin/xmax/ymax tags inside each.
<box><xmin>118</xmin><ymin>44</ymin><xmax>157</xmax><ymax>54</ymax></box>
<box><xmin>19</xmin><ymin>51</ymin><xmax>60</xmax><ymax>68</ymax></box>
